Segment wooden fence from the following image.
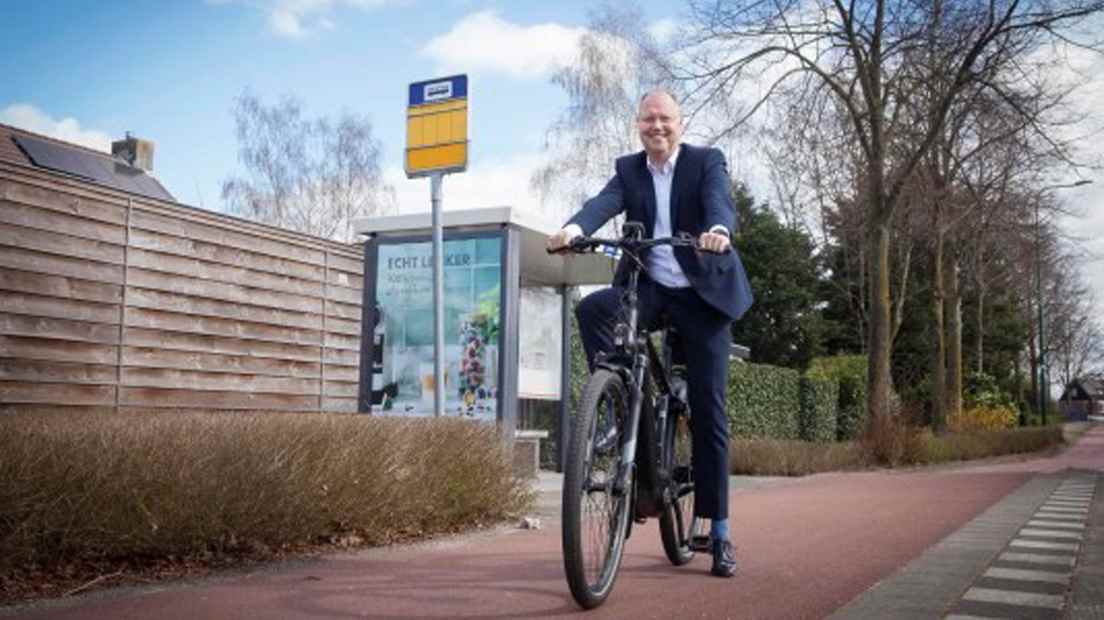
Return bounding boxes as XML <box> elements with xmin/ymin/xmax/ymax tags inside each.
<box><xmin>0</xmin><ymin>160</ymin><xmax>364</xmax><ymax>413</ymax></box>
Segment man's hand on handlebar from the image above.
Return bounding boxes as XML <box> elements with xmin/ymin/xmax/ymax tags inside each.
<box><xmin>546</xmin><ymin>229</ymin><xmax>578</xmax><ymax>253</ymax></box>
<box><xmin>698</xmin><ymin>230</ymin><xmax>732</xmax><ymax>254</ymax></box>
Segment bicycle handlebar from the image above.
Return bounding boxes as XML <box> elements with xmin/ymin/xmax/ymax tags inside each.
<box><xmin>547</xmin><ymin>231</ymin><xmax>731</xmax><ymax>256</ymax></box>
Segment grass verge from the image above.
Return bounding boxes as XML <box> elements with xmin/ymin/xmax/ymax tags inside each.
<box><xmin>0</xmin><ymin>411</ymin><xmax>532</xmax><ymax>604</ymax></box>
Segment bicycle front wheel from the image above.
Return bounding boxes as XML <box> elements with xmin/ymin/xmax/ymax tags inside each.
<box><xmin>659</xmin><ymin>405</ymin><xmax>697</xmax><ymax>565</ymax></box>
<box><xmin>562</xmin><ymin>368</ymin><xmax>632</xmax><ymax>609</ymax></box>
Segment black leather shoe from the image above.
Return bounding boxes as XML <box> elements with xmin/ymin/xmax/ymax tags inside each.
<box><xmin>711</xmin><ymin>538</ymin><xmax>737</xmax><ymax>578</ymax></box>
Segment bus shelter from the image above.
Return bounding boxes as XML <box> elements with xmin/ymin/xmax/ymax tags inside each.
<box><xmin>353</xmin><ymin>207</ymin><xmax>615</xmax><ymax>469</ymax></box>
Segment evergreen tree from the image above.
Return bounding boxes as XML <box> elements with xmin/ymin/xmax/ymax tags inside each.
<box><xmin>731</xmin><ymin>184</ymin><xmax>831</xmax><ymax>370</ymax></box>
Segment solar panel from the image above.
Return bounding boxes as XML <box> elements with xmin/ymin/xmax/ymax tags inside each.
<box><xmin>13</xmin><ymin>134</ymin><xmax>174</xmax><ymax>202</ymax></box>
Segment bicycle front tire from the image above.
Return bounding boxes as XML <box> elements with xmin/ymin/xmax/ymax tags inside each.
<box><xmin>561</xmin><ymin>368</ymin><xmax>633</xmax><ymax>609</ymax></box>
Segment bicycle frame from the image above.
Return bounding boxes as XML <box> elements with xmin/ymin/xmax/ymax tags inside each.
<box><xmin>584</xmin><ymin>231</ymin><xmax>691</xmax><ymax>519</ymax></box>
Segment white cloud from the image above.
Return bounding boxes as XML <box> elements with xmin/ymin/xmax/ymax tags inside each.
<box><xmin>0</xmin><ymin>103</ymin><xmax>112</xmax><ymax>152</ymax></box>
<box><xmin>383</xmin><ymin>152</ymin><xmax>564</xmax><ymax>223</ymax></box>
<box><xmin>647</xmin><ymin>18</ymin><xmax>678</xmax><ymax>44</ymax></box>
<box><xmin>215</xmin><ymin>0</ymin><xmax>391</xmax><ymax>39</ymax></box>
<box><xmin>421</xmin><ymin>11</ymin><xmax>586</xmax><ymax>79</ymax></box>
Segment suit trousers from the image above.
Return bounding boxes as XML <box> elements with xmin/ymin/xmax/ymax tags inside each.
<box><xmin>575</xmin><ymin>276</ymin><xmax>732</xmax><ymax>520</ymax></box>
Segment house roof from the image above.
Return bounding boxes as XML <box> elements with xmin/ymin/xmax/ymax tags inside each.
<box><xmin>1082</xmin><ymin>377</ymin><xmax>1104</xmax><ymax>398</ymax></box>
<box><xmin>1064</xmin><ymin>376</ymin><xmax>1104</xmax><ymax>400</ymax></box>
<box><xmin>0</xmin><ymin>122</ymin><xmax>175</xmax><ymax>203</ymax></box>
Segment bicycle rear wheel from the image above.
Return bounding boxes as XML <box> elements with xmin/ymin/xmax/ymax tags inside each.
<box><xmin>659</xmin><ymin>404</ymin><xmax>697</xmax><ymax>565</ymax></box>
<box><xmin>562</xmin><ymin>368</ymin><xmax>632</xmax><ymax>609</ymax></box>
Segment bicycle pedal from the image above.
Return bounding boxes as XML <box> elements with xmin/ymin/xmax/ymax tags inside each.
<box><xmin>690</xmin><ymin>535</ymin><xmax>712</xmax><ymax>553</ymax></box>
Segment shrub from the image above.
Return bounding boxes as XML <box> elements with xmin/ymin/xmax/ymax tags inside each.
<box><xmin>964</xmin><ymin>371</ymin><xmax>1019</xmax><ymax>412</ymax></box>
<box><xmin>808</xmin><ymin>355</ymin><xmax>868</xmax><ymax>440</ymax></box>
<box><xmin>729</xmin><ymin>439</ymin><xmax>866</xmax><ymax>475</ymax></box>
<box><xmin>948</xmin><ymin>405</ymin><xmax>1018</xmax><ymax>433</ymax></box>
<box><xmin>727</xmin><ymin>363</ymin><xmax>802</xmax><ymax>440</ymax></box>
<box><xmin>0</xmin><ymin>412</ymin><xmax>532</xmax><ymax>579</ymax></box>
<box><xmin>799</xmin><ymin>375</ymin><xmax>838</xmax><ymax>442</ymax></box>
<box><xmin>924</xmin><ymin>427</ymin><xmax>1063</xmax><ymax>463</ymax></box>
<box><xmin>861</xmin><ymin>407</ymin><xmax>929</xmax><ymax>467</ymax></box>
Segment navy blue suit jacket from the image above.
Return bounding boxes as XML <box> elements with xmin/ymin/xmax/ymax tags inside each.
<box><xmin>566</xmin><ymin>144</ymin><xmax>754</xmax><ymax>321</ymax></box>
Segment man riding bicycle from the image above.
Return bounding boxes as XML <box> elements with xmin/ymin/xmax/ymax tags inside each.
<box><xmin>546</xmin><ymin>89</ymin><xmax>753</xmax><ymax>578</ymax></box>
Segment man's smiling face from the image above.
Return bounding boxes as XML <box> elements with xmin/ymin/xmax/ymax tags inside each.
<box><xmin>637</xmin><ymin>91</ymin><xmax>683</xmax><ymax>164</ymax></box>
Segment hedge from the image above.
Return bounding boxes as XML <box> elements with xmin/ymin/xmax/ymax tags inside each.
<box><xmin>809</xmin><ymin>355</ymin><xmax>868</xmax><ymax>440</ymax></box>
<box><xmin>726</xmin><ymin>362</ymin><xmax>802</xmax><ymax>440</ymax></box>
<box><xmin>799</xmin><ymin>375</ymin><xmax>839</xmax><ymax>442</ymax></box>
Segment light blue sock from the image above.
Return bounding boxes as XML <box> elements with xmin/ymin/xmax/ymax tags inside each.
<box><xmin>710</xmin><ymin>518</ymin><xmax>729</xmax><ymax>541</ymax></box>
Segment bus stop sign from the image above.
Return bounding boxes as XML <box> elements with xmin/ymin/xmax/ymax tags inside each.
<box><xmin>405</xmin><ymin>74</ymin><xmax>469</xmax><ymax>178</ymax></box>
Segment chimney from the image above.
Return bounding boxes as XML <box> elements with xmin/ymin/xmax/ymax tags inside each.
<box><xmin>112</xmin><ymin>132</ymin><xmax>155</xmax><ymax>172</ymax></box>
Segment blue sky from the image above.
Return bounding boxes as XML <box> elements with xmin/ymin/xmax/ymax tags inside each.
<box><xmin>4</xmin><ymin>1</ymin><xmax>1104</xmax><ymax>325</ymax></box>
<box><xmin>1</xmin><ymin>1</ymin><xmax>677</xmax><ymax>215</ymax></box>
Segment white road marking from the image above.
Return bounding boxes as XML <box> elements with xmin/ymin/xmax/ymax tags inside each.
<box><xmin>1010</xmin><ymin>539</ymin><xmax>1079</xmax><ymax>552</ymax></box>
<box><xmin>963</xmin><ymin>587</ymin><xmax>1064</xmax><ymax>609</ymax></box>
<box><xmin>983</xmin><ymin>567</ymin><xmax>1071</xmax><ymax>584</ymax></box>
<box><xmin>998</xmin><ymin>552</ymin><xmax>1076</xmax><ymax>566</ymax></box>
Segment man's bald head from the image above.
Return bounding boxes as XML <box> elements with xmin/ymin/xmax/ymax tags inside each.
<box><xmin>637</xmin><ymin>89</ymin><xmax>683</xmax><ymax>165</ymax></box>
<box><xmin>638</xmin><ymin>89</ymin><xmax>682</xmax><ymax>120</ymax></box>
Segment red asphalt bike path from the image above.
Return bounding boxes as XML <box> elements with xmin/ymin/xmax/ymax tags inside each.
<box><xmin>7</xmin><ymin>425</ymin><xmax>1103</xmax><ymax>620</ymax></box>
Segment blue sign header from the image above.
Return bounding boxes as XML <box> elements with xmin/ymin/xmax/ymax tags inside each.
<box><xmin>408</xmin><ymin>74</ymin><xmax>468</xmax><ymax>106</ymax></box>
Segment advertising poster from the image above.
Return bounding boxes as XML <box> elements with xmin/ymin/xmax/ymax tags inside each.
<box><xmin>518</xmin><ymin>287</ymin><xmax>562</xmax><ymax>400</ymax></box>
<box><xmin>371</xmin><ymin>235</ymin><xmax>501</xmax><ymax>420</ymax></box>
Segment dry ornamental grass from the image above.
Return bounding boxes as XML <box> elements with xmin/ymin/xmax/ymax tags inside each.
<box><xmin>0</xmin><ymin>411</ymin><xmax>532</xmax><ymax>602</ymax></box>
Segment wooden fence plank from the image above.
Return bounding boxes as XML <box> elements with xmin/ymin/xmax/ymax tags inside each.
<box><xmin>325</xmin><ymin>300</ymin><xmax>362</xmax><ymax>321</ymax></box>
<box><xmin>121</xmin><ymin>346</ymin><xmax>321</xmax><ymax>378</ymax></box>
<box><xmin>0</xmin><ymin>312</ymin><xmax>119</xmax><ymax>344</ymax></box>
<box><xmin>323</xmin><ymin>380</ymin><xmax>358</xmax><ymax>397</ymax></box>
<box><xmin>0</xmin><ymin>200</ymin><xmax>126</xmax><ymax>244</ymax></box>
<box><xmin>126</xmin><ymin>287</ymin><xmax>322</xmax><ymax>331</ymax></box>
<box><xmin>0</xmin><ymin>245</ymin><xmax>124</xmax><ymax>284</ymax></box>
<box><xmin>126</xmin><ymin>267</ymin><xmax>323</xmax><ymax>314</ymax></box>
<box><xmin>0</xmin><ymin>358</ymin><xmax>117</xmax><ymax>384</ymax></box>
<box><xmin>327</xmin><ymin>269</ymin><xmax>361</xmax><ymax>289</ymax></box>
<box><xmin>0</xmin><ymin>268</ymin><xmax>122</xmax><ymax>304</ymax></box>
<box><xmin>129</xmin><ymin>209</ymin><xmax>326</xmax><ymax>267</ymax></box>
<box><xmin>0</xmin><ymin>291</ymin><xmax>120</xmax><ymax>325</ymax></box>
<box><xmin>0</xmin><ymin>335</ymin><xmax>118</xmax><ymax>365</ymax></box>
<box><xmin>325</xmin><ymin>316</ymin><xmax>360</xmax><ymax>336</ymax></box>
<box><xmin>0</xmin><ymin>222</ymin><xmax>124</xmax><ymax>265</ymax></box>
<box><xmin>0</xmin><ymin>404</ymin><xmax>115</xmax><ymax>415</ymax></box>
<box><xmin>324</xmin><ymin>348</ymin><xmax>359</xmax><ymax>366</ymax></box>
<box><xmin>121</xmin><ymin>368</ymin><xmax>320</xmax><ymax>395</ymax></box>
<box><xmin>125</xmin><ymin>307</ymin><xmax>323</xmax><ymax>346</ymax></box>
<box><xmin>324</xmin><ymin>332</ymin><xmax>360</xmax><ymax>351</ymax></box>
<box><xmin>326</xmin><ymin>284</ymin><xmax>362</xmax><ymax>306</ymax></box>
<box><xmin>123</xmin><ymin>327</ymin><xmax>321</xmax><ymax>362</ymax></box>
<box><xmin>322</xmin><ymin>364</ymin><xmax>358</xmax><ymax>382</ymax></box>
<box><xmin>128</xmin><ymin>247</ymin><xmax>324</xmax><ymax>297</ymax></box>
<box><xmin>322</xmin><ymin>397</ymin><xmax>358</xmax><ymax>412</ymax></box>
<box><xmin>0</xmin><ymin>381</ymin><xmax>115</xmax><ymax>405</ymax></box>
<box><xmin>327</xmin><ymin>252</ymin><xmax>363</xmax><ymax>276</ymax></box>
<box><xmin>129</xmin><ymin>228</ymin><xmax>326</xmax><ymax>282</ymax></box>
<box><xmin>0</xmin><ymin>177</ymin><xmax>127</xmax><ymax>225</ymax></box>
<box><xmin>119</xmin><ymin>387</ymin><xmax>319</xmax><ymax>410</ymax></box>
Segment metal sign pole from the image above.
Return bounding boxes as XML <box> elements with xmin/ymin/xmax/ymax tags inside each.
<box><xmin>431</xmin><ymin>172</ymin><xmax>445</xmax><ymax>416</ymax></box>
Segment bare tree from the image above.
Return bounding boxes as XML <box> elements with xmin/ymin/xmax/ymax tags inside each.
<box><xmin>222</xmin><ymin>92</ymin><xmax>395</xmax><ymax>242</ymax></box>
<box><xmin>531</xmin><ymin>6</ymin><xmax>667</xmax><ymax>229</ymax></box>
<box><xmin>672</xmin><ymin>0</ymin><xmax>1104</xmax><ymax>425</ymax></box>
<box><xmin>1050</xmin><ymin>288</ymin><xmax>1104</xmax><ymax>388</ymax></box>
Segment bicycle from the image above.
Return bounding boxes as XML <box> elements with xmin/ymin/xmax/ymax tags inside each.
<box><xmin>550</xmin><ymin>221</ymin><xmax>726</xmax><ymax>609</ymax></box>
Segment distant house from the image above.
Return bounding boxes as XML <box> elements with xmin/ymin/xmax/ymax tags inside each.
<box><xmin>1058</xmin><ymin>376</ymin><xmax>1104</xmax><ymax>421</ymax></box>
<box><xmin>1</xmin><ymin>124</ymin><xmax>175</xmax><ymax>202</ymax></box>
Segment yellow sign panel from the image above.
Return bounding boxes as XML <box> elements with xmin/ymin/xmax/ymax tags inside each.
<box><xmin>405</xmin><ymin>75</ymin><xmax>468</xmax><ymax>177</ymax></box>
